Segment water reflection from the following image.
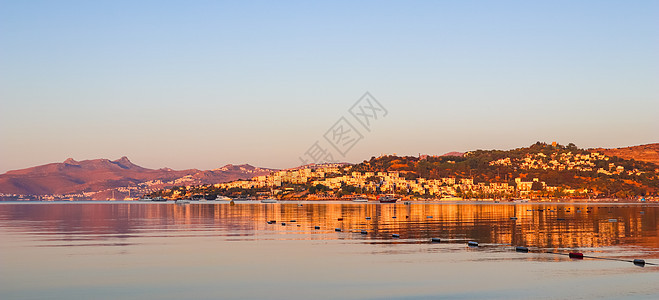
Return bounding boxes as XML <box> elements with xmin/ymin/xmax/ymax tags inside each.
<box><xmin>0</xmin><ymin>202</ymin><xmax>657</xmax><ymax>253</ymax></box>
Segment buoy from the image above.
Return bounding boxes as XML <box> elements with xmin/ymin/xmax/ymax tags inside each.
<box><xmin>431</xmin><ymin>237</ymin><xmax>441</xmax><ymax>243</ymax></box>
<box><xmin>365</xmin><ymin>217</ymin><xmax>371</xmax><ymax>220</ymax></box>
<box><xmin>335</xmin><ymin>228</ymin><xmax>342</xmax><ymax>232</ymax></box>
<box><xmin>314</xmin><ymin>226</ymin><xmax>320</xmax><ymax>229</ymax></box>
<box><xmin>361</xmin><ymin>230</ymin><xmax>368</xmax><ymax>234</ymax></box>
<box><xmin>392</xmin><ymin>234</ymin><xmax>400</xmax><ymax>238</ymax></box>
<box><xmin>281</xmin><ymin>223</ymin><xmax>286</xmax><ymax>226</ymax></box>
<box><xmin>569</xmin><ymin>252</ymin><xmax>584</xmax><ymax>259</ymax></box>
<box><xmin>633</xmin><ymin>259</ymin><xmax>646</xmax><ymax>267</ymax></box>
<box><xmin>515</xmin><ymin>246</ymin><xmax>529</xmax><ymax>253</ymax></box>
<box><xmin>468</xmin><ymin>241</ymin><xmax>478</xmax><ymax>247</ymax></box>
<box><xmin>510</xmin><ymin>217</ymin><xmax>518</xmax><ymax>220</ymax></box>
<box><xmin>392</xmin><ymin>216</ymin><xmax>397</xmax><ymax>219</ymax></box>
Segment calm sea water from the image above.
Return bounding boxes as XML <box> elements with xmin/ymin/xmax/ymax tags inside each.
<box><xmin>1</xmin><ymin>201</ymin><xmax>658</xmax><ymax>299</ymax></box>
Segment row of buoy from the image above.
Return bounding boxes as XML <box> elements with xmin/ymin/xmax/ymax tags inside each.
<box><xmin>513</xmin><ymin>246</ymin><xmax>650</xmax><ymax>267</ymax></box>
<box><xmin>265</xmin><ymin>221</ymin><xmax>651</xmax><ymax>267</ymax></box>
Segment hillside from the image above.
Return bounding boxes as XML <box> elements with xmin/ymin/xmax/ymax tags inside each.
<box><xmin>155</xmin><ymin>142</ymin><xmax>659</xmax><ymax>200</ymax></box>
<box><xmin>591</xmin><ymin>143</ymin><xmax>659</xmax><ymax>166</ymax></box>
<box><xmin>349</xmin><ymin>142</ymin><xmax>659</xmax><ymax>197</ymax></box>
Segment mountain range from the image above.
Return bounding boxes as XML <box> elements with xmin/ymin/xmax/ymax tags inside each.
<box><xmin>0</xmin><ymin>157</ymin><xmax>275</xmax><ymax>200</ymax></box>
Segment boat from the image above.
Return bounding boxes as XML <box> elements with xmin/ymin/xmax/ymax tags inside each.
<box><xmin>512</xmin><ymin>198</ymin><xmax>530</xmax><ymax>203</ymax></box>
<box><xmin>261</xmin><ymin>199</ymin><xmax>278</xmax><ymax>203</ymax></box>
<box><xmin>152</xmin><ymin>196</ymin><xmax>167</xmax><ymax>202</ymax></box>
<box><xmin>352</xmin><ymin>197</ymin><xmax>368</xmax><ymax>202</ymax></box>
<box><xmin>175</xmin><ymin>199</ymin><xmax>190</xmax><ymax>204</ymax></box>
<box><xmin>439</xmin><ymin>196</ymin><xmax>463</xmax><ymax>201</ymax></box>
<box><xmin>233</xmin><ymin>196</ymin><xmax>254</xmax><ymax>201</ymax></box>
<box><xmin>215</xmin><ymin>196</ymin><xmax>232</xmax><ymax>201</ymax></box>
<box><xmin>191</xmin><ymin>194</ymin><xmax>205</xmax><ymax>201</ymax></box>
<box><xmin>378</xmin><ymin>195</ymin><xmax>399</xmax><ymax>203</ymax></box>
<box><xmin>139</xmin><ymin>197</ymin><xmax>153</xmax><ymax>201</ymax></box>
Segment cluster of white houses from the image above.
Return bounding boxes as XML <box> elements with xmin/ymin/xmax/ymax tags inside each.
<box><xmin>214</xmin><ymin>163</ymin><xmax>586</xmax><ymax>198</ymax></box>
<box><xmin>490</xmin><ymin>151</ymin><xmax>645</xmax><ymax>176</ymax></box>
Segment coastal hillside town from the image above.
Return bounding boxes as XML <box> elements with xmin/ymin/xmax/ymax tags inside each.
<box><xmin>151</xmin><ymin>142</ymin><xmax>659</xmax><ymax>202</ymax></box>
<box><xmin>2</xmin><ymin>142</ymin><xmax>657</xmax><ymax>201</ymax></box>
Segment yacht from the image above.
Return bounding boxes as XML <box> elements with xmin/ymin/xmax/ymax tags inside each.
<box><xmin>352</xmin><ymin>197</ymin><xmax>368</xmax><ymax>202</ymax></box>
<box><xmin>378</xmin><ymin>195</ymin><xmax>399</xmax><ymax>203</ymax></box>
<box><xmin>233</xmin><ymin>196</ymin><xmax>254</xmax><ymax>201</ymax></box>
<box><xmin>261</xmin><ymin>199</ymin><xmax>278</xmax><ymax>203</ymax></box>
<box><xmin>175</xmin><ymin>199</ymin><xmax>191</xmax><ymax>204</ymax></box>
<box><xmin>215</xmin><ymin>196</ymin><xmax>232</xmax><ymax>201</ymax></box>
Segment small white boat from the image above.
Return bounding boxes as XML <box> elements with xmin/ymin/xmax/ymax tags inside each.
<box><xmin>216</xmin><ymin>196</ymin><xmax>232</xmax><ymax>201</ymax></box>
<box><xmin>175</xmin><ymin>199</ymin><xmax>191</xmax><ymax>204</ymax></box>
<box><xmin>261</xmin><ymin>199</ymin><xmax>278</xmax><ymax>203</ymax></box>
<box><xmin>353</xmin><ymin>198</ymin><xmax>368</xmax><ymax>202</ymax></box>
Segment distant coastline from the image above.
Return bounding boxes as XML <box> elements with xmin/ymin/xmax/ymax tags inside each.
<box><xmin>2</xmin><ymin>142</ymin><xmax>658</xmax><ymax>202</ymax></box>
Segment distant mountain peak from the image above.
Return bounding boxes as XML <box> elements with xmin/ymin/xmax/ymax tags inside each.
<box><xmin>113</xmin><ymin>156</ymin><xmax>132</xmax><ymax>164</ymax></box>
<box><xmin>111</xmin><ymin>156</ymin><xmax>140</xmax><ymax>169</ymax></box>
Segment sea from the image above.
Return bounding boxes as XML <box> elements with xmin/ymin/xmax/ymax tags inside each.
<box><xmin>1</xmin><ymin>201</ymin><xmax>658</xmax><ymax>299</ymax></box>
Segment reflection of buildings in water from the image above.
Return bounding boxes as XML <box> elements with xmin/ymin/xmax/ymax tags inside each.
<box><xmin>0</xmin><ymin>203</ymin><xmax>657</xmax><ymax>249</ymax></box>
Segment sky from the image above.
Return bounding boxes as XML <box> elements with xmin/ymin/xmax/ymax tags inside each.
<box><xmin>1</xmin><ymin>0</ymin><xmax>658</xmax><ymax>173</ymax></box>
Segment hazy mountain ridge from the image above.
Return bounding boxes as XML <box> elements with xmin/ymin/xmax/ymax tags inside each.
<box><xmin>0</xmin><ymin>157</ymin><xmax>275</xmax><ymax>199</ymax></box>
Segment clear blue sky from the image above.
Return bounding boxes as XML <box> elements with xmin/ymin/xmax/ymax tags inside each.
<box><xmin>1</xmin><ymin>0</ymin><xmax>657</xmax><ymax>173</ymax></box>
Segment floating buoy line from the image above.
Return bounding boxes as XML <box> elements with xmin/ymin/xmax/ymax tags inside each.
<box><xmin>264</xmin><ymin>220</ymin><xmax>656</xmax><ymax>267</ymax></box>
